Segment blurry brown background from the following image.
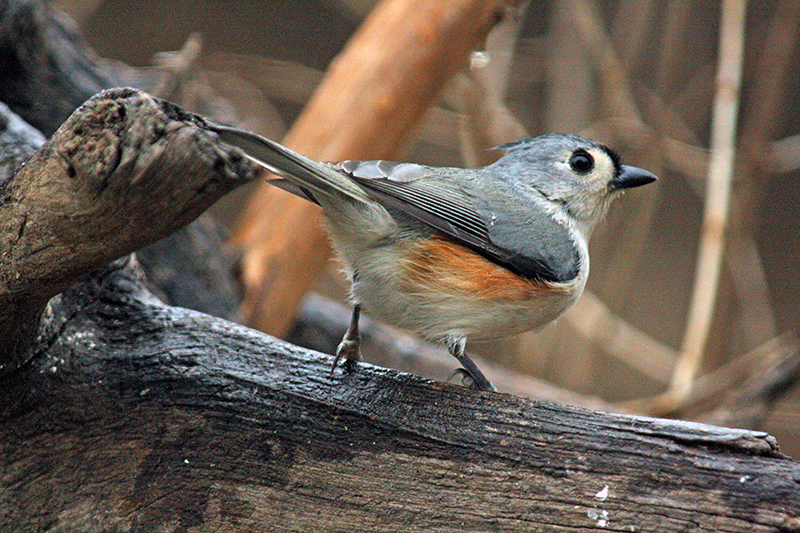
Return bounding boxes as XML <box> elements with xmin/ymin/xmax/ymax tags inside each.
<box><xmin>55</xmin><ymin>0</ymin><xmax>800</xmax><ymax>455</ymax></box>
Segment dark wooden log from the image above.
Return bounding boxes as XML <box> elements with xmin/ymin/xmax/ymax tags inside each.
<box><xmin>2</xmin><ymin>257</ymin><xmax>799</xmax><ymax>532</ymax></box>
<box><xmin>0</xmin><ymin>0</ymin><xmax>247</xmax><ymax>323</ymax></box>
<box><xmin>0</xmin><ymin>87</ymin><xmax>259</xmax><ymax>375</ymax></box>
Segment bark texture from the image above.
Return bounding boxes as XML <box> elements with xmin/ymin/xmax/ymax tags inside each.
<box><xmin>0</xmin><ymin>88</ymin><xmax>258</xmax><ymax>374</ymax></box>
<box><xmin>3</xmin><ymin>259</ymin><xmax>800</xmax><ymax>532</ymax></box>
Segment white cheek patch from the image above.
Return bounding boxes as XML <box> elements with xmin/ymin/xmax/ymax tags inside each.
<box><xmin>589</xmin><ymin>148</ymin><xmax>617</xmax><ymax>181</ymax></box>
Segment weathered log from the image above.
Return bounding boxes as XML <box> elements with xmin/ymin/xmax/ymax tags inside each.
<box><xmin>0</xmin><ymin>88</ymin><xmax>259</xmax><ymax>374</ymax></box>
<box><xmin>2</xmin><ymin>257</ymin><xmax>799</xmax><ymax>532</ymax></box>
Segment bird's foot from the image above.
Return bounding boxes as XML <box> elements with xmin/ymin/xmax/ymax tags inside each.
<box><xmin>447</xmin><ymin>366</ymin><xmax>497</xmax><ymax>391</ymax></box>
<box><xmin>331</xmin><ymin>338</ymin><xmax>362</xmax><ymax>377</ymax></box>
<box><xmin>330</xmin><ymin>304</ymin><xmax>362</xmax><ymax>379</ymax></box>
<box><xmin>447</xmin><ymin>368</ymin><xmax>477</xmax><ymax>389</ymax></box>
<box><xmin>446</xmin><ymin>337</ymin><xmax>497</xmax><ymax>391</ymax></box>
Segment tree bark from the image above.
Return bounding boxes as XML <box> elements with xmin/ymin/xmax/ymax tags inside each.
<box><xmin>0</xmin><ymin>88</ymin><xmax>259</xmax><ymax>375</ymax></box>
<box><xmin>2</xmin><ymin>258</ymin><xmax>799</xmax><ymax>532</ymax></box>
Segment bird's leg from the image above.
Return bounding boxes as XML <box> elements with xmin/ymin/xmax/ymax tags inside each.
<box><xmin>446</xmin><ymin>337</ymin><xmax>497</xmax><ymax>391</ymax></box>
<box><xmin>331</xmin><ymin>303</ymin><xmax>362</xmax><ymax>377</ymax></box>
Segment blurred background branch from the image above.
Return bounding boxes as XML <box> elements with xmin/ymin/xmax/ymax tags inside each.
<box><xmin>664</xmin><ymin>0</ymin><xmax>747</xmax><ymax>411</ymax></box>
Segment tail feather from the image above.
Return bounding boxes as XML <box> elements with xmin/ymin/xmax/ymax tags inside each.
<box><xmin>213</xmin><ymin>125</ymin><xmax>372</xmax><ymax>205</ymax></box>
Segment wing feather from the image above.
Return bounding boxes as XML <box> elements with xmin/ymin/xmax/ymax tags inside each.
<box><xmin>337</xmin><ymin>161</ymin><xmax>576</xmax><ymax>283</ymax></box>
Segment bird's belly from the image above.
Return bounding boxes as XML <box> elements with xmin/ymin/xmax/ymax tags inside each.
<box><xmin>376</xmin><ymin>287</ymin><xmax>581</xmax><ymax>342</ymax></box>
<box><xmin>350</xmin><ymin>236</ymin><xmax>585</xmax><ymax>342</ymax></box>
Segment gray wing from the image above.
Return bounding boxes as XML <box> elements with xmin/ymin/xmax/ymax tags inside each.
<box><xmin>335</xmin><ymin>160</ymin><xmax>579</xmax><ymax>283</ymax></box>
<box><xmin>334</xmin><ymin>160</ymin><xmax>491</xmax><ymax>255</ymax></box>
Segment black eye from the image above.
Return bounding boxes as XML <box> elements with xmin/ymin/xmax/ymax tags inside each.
<box><xmin>569</xmin><ymin>149</ymin><xmax>594</xmax><ymax>173</ymax></box>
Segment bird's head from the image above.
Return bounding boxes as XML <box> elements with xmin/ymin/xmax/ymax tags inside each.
<box><xmin>489</xmin><ymin>134</ymin><xmax>657</xmax><ymax>237</ymax></box>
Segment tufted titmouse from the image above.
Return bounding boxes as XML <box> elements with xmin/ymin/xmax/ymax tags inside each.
<box><xmin>213</xmin><ymin>125</ymin><xmax>657</xmax><ymax>391</ymax></box>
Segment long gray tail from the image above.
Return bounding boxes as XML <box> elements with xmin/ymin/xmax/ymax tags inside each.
<box><xmin>212</xmin><ymin>125</ymin><xmax>372</xmax><ymax>205</ymax></box>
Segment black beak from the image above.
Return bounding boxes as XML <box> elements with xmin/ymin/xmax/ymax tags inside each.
<box><xmin>610</xmin><ymin>165</ymin><xmax>658</xmax><ymax>190</ymax></box>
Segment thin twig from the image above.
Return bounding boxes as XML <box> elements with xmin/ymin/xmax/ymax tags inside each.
<box><xmin>572</xmin><ymin>0</ymin><xmax>643</xmax><ymax>123</ymax></box>
<box><xmin>150</xmin><ymin>33</ymin><xmax>204</xmax><ymax>100</ymax></box>
<box><xmin>622</xmin><ymin>331</ymin><xmax>799</xmax><ymax>419</ymax></box>
<box><xmin>725</xmin><ymin>0</ymin><xmax>800</xmax><ymax>346</ymax></box>
<box><xmin>668</xmin><ymin>0</ymin><xmax>748</xmax><ymax>401</ymax></box>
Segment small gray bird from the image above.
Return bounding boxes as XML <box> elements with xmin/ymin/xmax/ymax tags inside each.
<box><xmin>214</xmin><ymin>125</ymin><xmax>656</xmax><ymax>391</ymax></box>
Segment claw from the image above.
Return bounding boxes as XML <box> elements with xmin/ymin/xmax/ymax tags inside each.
<box><xmin>331</xmin><ymin>338</ymin><xmax>361</xmax><ymax>378</ymax></box>
<box><xmin>330</xmin><ymin>304</ymin><xmax>362</xmax><ymax>379</ymax></box>
<box><xmin>446</xmin><ymin>337</ymin><xmax>497</xmax><ymax>391</ymax></box>
<box><xmin>447</xmin><ymin>367</ymin><xmax>476</xmax><ymax>389</ymax></box>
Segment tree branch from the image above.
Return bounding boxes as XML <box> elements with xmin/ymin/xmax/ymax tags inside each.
<box><xmin>669</xmin><ymin>0</ymin><xmax>747</xmax><ymax>403</ymax></box>
<box><xmin>2</xmin><ymin>257</ymin><xmax>799</xmax><ymax>532</ymax></box>
<box><xmin>0</xmin><ymin>88</ymin><xmax>259</xmax><ymax>374</ymax></box>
